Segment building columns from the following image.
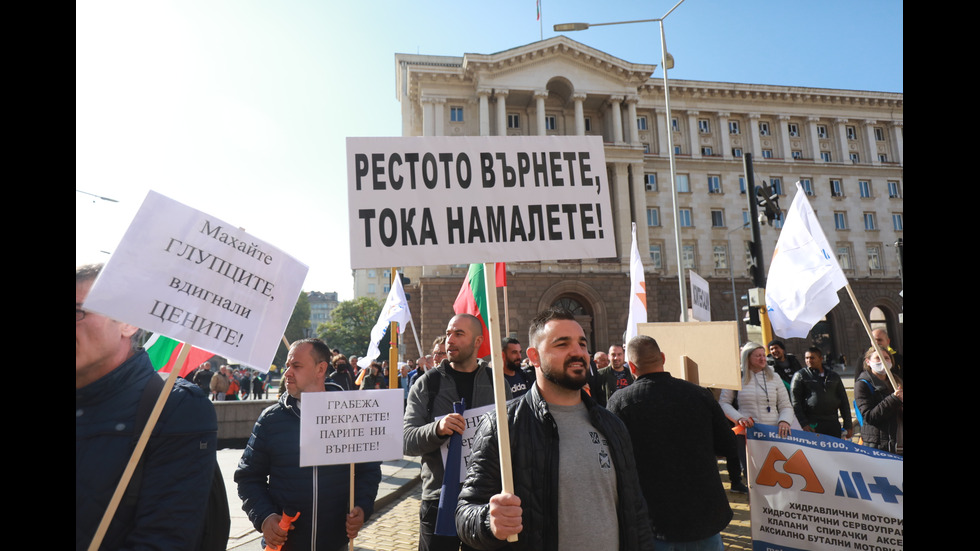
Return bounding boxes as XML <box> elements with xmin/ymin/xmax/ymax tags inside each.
<box><xmin>573</xmin><ymin>93</ymin><xmax>587</xmax><ymax>136</ymax></box>
<box><xmin>495</xmin><ymin>90</ymin><xmax>509</xmax><ymax>136</ymax></box>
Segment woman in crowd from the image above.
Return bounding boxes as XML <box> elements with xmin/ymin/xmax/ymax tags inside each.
<box><xmin>854</xmin><ymin>347</ymin><xmax>903</xmax><ymax>455</ymax></box>
<box><xmin>719</xmin><ymin>342</ymin><xmax>797</xmax><ymax>491</ymax></box>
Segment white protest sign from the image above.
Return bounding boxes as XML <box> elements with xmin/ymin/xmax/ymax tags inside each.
<box><xmin>689</xmin><ymin>270</ymin><xmax>711</xmax><ymax>321</ymax></box>
<box><xmin>347</xmin><ymin>135</ymin><xmax>615</xmax><ymax>268</ymax></box>
<box><xmin>299</xmin><ymin>389</ymin><xmax>403</xmax><ymax>467</ymax></box>
<box><xmin>438</xmin><ymin>404</ymin><xmax>494</xmax><ymax>483</ymax></box>
<box><xmin>83</xmin><ymin>191</ymin><xmax>307</xmax><ymax>372</ymax></box>
<box><xmin>747</xmin><ymin>424</ymin><xmax>903</xmax><ymax>550</ymax></box>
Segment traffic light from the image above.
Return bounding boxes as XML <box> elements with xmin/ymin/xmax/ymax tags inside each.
<box><xmin>741</xmin><ymin>294</ymin><xmax>760</xmax><ymax>326</ymax></box>
<box><xmin>756</xmin><ymin>182</ymin><xmax>782</xmax><ymax>226</ymax></box>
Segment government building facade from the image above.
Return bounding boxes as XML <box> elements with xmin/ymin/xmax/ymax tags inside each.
<box><xmin>354</xmin><ymin>37</ymin><xmax>903</xmax><ymax>367</ymax></box>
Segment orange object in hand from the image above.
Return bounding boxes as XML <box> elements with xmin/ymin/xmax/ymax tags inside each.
<box><xmin>265</xmin><ymin>510</ymin><xmax>300</xmax><ymax>551</ymax></box>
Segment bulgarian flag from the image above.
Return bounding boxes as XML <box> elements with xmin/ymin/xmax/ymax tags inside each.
<box><xmin>145</xmin><ymin>333</ymin><xmax>214</xmax><ymax>378</ymax></box>
<box><xmin>453</xmin><ymin>263</ymin><xmax>502</xmax><ymax>359</ymax></box>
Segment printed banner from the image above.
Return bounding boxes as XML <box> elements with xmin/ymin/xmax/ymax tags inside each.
<box><xmin>438</xmin><ymin>404</ymin><xmax>494</xmax><ymax>483</ymax></box>
<box><xmin>83</xmin><ymin>191</ymin><xmax>307</xmax><ymax>372</ymax></box>
<box><xmin>747</xmin><ymin>424</ymin><xmax>903</xmax><ymax>551</ymax></box>
<box><xmin>689</xmin><ymin>270</ymin><xmax>711</xmax><ymax>321</ymax></box>
<box><xmin>299</xmin><ymin>389</ymin><xmax>403</xmax><ymax>466</ymax></box>
<box><xmin>347</xmin><ymin>136</ymin><xmax>615</xmax><ymax>268</ymax></box>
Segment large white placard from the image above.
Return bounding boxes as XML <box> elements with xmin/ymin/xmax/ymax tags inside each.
<box><xmin>82</xmin><ymin>191</ymin><xmax>308</xmax><ymax>372</ymax></box>
<box><xmin>347</xmin><ymin>135</ymin><xmax>616</xmax><ymax>268</ymax></box>
<box><xmin>689</xmin><ymin>270</ymin><xmax>711</xmax><ymax>322</ymax></box>
<box><xmin>747</xmin><ymin>424</ymin><xmax>903</xmax><ymax>550</ymax></box>
<box><xmin>299</xmin><ymin>389</ymin><xmax>404</xmax><ymax>466</ymax></box>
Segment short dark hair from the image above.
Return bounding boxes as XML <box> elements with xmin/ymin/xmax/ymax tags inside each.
<box><xmin>292</xmin><ymin>338</ymin><xmax>331</xmax><ymax>365</ymax></box>
<box><xmin>432</xmin><ymin>335</ymin><xmax>446</xmax><ymax>347</ymax></box>
<box><xmin>502</xmin><ymin>337</ymin><xmax>520</xmax><ymax>348</ymax></box>
<box><xmin>626</xmin><ymin>335</ymin><xmax>663</xmax><ymax>372</ymax></box>
<box><xmin>805</xmin><ymin>346</ymin><xmax>823</xmax><ymax>358</ymax></box>
<box><xmin>767</xmin><ymin>339</ymin><xmax>785</xmax><ymax>351</ymax></box>
<box><xmin>528</xmin><ymin>307</ymin><xmax>576</xmax><ymax>348</ymax></box>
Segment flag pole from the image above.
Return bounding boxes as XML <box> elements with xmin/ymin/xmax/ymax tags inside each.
<box><xmin>87</xmin><ymin>343</ymin><xmax>190</xmax><ymax>551</ymax></box>
<box><xmin>844</xmin><ymin>284</ymin><xmax>899</xmax><ymax>389</ymax></box>
<box><xmin>482</xmin><ymin>262</ymin><xmax>518</xmax><ymax>542</ymax></box>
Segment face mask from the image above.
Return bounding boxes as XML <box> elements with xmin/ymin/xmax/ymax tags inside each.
<box><xmin>870</xmin><ymin>359</ymin><xmax>891</xmax><ymax>375</ymax></box>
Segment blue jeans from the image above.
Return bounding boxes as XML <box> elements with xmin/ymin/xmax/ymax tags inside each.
<box><xmin>652</xmin><ymin>533</ymin><xmax>724</xmax><ymax>551</ymax></box>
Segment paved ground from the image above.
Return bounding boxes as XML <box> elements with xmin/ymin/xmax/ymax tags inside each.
<box><xmin>221</xmin><ymin>449</ymin><xmax>752</xmax><ymax>551</ymax></box>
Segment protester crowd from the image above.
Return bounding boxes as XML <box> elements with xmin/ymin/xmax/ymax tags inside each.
<box><xmin>78</xmin><ymin>258</ymin><xmax>902</xmax><ymax>551</ymax></box>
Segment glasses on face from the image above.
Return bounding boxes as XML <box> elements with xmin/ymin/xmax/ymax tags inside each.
<box><xmin>76</xmin><ymin>307</ymin><xmax>87</xmax><ymax>322</ymax></box>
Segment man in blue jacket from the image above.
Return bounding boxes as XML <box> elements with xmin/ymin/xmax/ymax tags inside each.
<box><xmin>236</xmin><ymin>338</ymin><xmax>382</xmax><ymax>551</ymax></box>
<box><xmin>76</xmin><ymin>264</ymin><xmax>219</xmax><ymax>550</ymax></box>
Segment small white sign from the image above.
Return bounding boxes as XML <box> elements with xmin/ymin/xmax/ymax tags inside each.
<box><xmin>438</xmin><ymin>404</ymin><xmax>495</xmax><ymax>483</ymax></box>
<box><xmin>689</xmin><ymin>270</ymin><xmax>711</xmax><ymax>322</ymax></box>
<box><xmin>299</xmin><ymin>389</ymin><xmax>404</xmax><ymax>466</ymax></box>
<box><xmin>83</xmin><ymin>191</ymin><xmax>308</xmax><ymax>372</ymax></box>
<box><xmin>347</xmin><ymin>135</ymin><xmax>616</xmax><ymax>268</ymax></box>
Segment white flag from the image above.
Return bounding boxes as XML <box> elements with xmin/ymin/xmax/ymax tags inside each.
<box><xmin>624</xmin><ymin>223</ymin><xmax>647</xmax><ymax>366</ymax></box>
<box><xmin>765</xmin><ymin>182</ymin><xmax>848</xmax><ymax>339</ymax></box>
<box><xmin>359</xmin><ymin>270</ymin><xmax>412</xmax><ymax>368</ymax></box>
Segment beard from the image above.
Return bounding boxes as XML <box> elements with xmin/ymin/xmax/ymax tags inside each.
<box><xmin>542</xmin><ymin>356</ymin><xmax>588</xmax><ymax>391</ymax></box>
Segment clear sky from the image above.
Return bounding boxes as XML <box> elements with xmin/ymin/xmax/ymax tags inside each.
<box><xmin>76</xmin><ymin>0</ymin><xmax>902</xmax><ymax>301</ymax></box>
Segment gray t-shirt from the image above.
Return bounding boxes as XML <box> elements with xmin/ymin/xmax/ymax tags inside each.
<box><xmin>549</xmin><ymin>402</ymin><xmax>619</xmax><ymax>551</ymax></box>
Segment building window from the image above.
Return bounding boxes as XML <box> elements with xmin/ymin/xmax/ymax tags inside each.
<box><xmin>676</xmin><ymin>174</ymin><xmax>690</xmax><ymax>193</ymax></box>
<box><xmin>679</xmin><ymin>208</ymin><xmax>693</xmax><ymax>227</ymax></box>
<box><xmin>874</xmin><ymin>127</ymin><xmax>886</xmax><ymax>141</ymax></box>
<box><xmin>383</xmin><ymin>284</ymin><xmax>391</xmax><ymax>293</ymax></box>
<box><xmin>846</xmin><ymin>125</ymin><xmax>857</xmax><ymax>140</ymax></box>
<box><xmin>368</xmin><ymin>269</ymin><xmax>376</xmax><ymax>278</ymax></box>
<box><xmin>507</xmin><ymin>113</ymin><xmax>520</xmax><ymax>129</ymax></box>
<box><xmin>837</xmin><ymin>245</ymin><xmax>852</xmax><ymax>270</ymax></box>
<box><xmin>672</xmin><ymin>118</ymin><xmax>680</xmax><ymax>132</ymax></box>
<box><xmin>863</xmin><ymin>213</ymin><xmax>877</xmax><ymax>231</ymax></box>
<box><xmin>732</xmin><ymin>147</ymin><xmax>743</xmax><ymax>158</ymax></box>
<box><xmin>820</xmin><ymin>151</ymin><xmax>832</xmax><ymax>162</ymax></box>
<box><xmin>545</xmin><ymin>115</ymin><xmax>557</xmax><ymax>131</ymax></box>
<box><xmin>368</xmin><ymin>283</ymin><xmax>376</xmax><ymax>294</ymax></box>
<box><xmin>892</xmin><ymin>213</ymin><xmax>904</xmax><ymax>231</ymax></box>
<box><xmin>817</xmin><ymin>125</ymin><xmax>828</xmax><ymax>139</ymax></box>
<box><xmin>800</xmin><ymin>178</ymin><xmax>813</xmax><ymax>196</ymax></box>
<box><xmin>867</xmin><ymin>246</ymin><xmax>882</xmax><ymax>270</ymax></box>
<box><xmin>649</xmin><ymin>244</ymin><xmax>663</xmax><ymax>269</ymax></box>
<box><xmin>788</xmin><ymin>123</ymin><xmax>799</xmax><ymax>137</ymax></box>
<box><xmin>759</xmin><ymin>121</ymin><xmax>771</xmax><ymax>136</ymax></box>
<box><xmin>645</xmin><ymin>173</ymin><xmax>658</xmax><ymax>191</ymax></box>
<box><xmin>858</xmin><ymin>180</ymin><xmax>872</xmax><ymax>198</ymax></box>
<box><xmin>637</xmin><ymin>116</ymin><xmax>648</xmax><ymax>130</ymax></box>
<box><xmin>887</xmin><ymin>181</ymin><xmax>901</xmax><ymax>198</ymax></box>
<box><xmin>713</xmin><ymin>244</ymin><xmax>729</xmax><ymax>270</ymax></box>
<box><xmin>584</xmin><ymin>117</ymin><xmax>592</xmax><ymax>132</ymax></box>
<box><xmin>450</xmin><ymin>106</ymin><xmax>464</xmax><ymax>122</ymax></box>
<box><xmin>711</xmin><ymin>209</ymin><xmax>725</xmax><ymax>227</ymax></box>
<box><xmin>878</xmin><ymin>154</ymin><xmax>888</xmax><ymax>163</ymax></box>
<box><xmin>792</xmin><ymin>150</ymin><xmax>803</xmax><ymax>159</ymax></box>
<box><xmin>646</xmin><ymin>208</ymin><xmax>660</xmax><ymax>227</ymax></box>
<box><xmin>770</xmin><ymin>178</ymin><xmax>783</xmax><ymax>196</ymax></box>
<box><xmin>698</xmin><ymin>119</ymin><xmax>710</xmax><ymax>133</ymax></box>
<box><xmin>708</xmin><ymin>175</ymin><xmax>722</xmax><ymax>194</ymax></box>
<box><xmin>850</xmin><ymin>152</ymin><xmax>860</xmax><ymax>163</ymax></box>
<box><xmin>729</xmin><ymin>120</ymin><xmax>740</xmax><ymax>134</ymax></box>
<box><xmin>643</xmin><ymin>143</ymin><xmax>651</xmax><ymax>154</ymax></box>
<box><xmin>762</xmin><ymin>149</ymin><xmax>773</xmax><ymax>158</ymax></box>
<box><xmin>834</xmin><ymin>212</ymin><xmax>848</xmax><ymax>230</ymax></box>
<box><xmin>674</xmin><ymin>145</ymin><xmax>683</xmax><ymax>155</ymax></box>
<box><xmin>701</xmin><ymin>146</ymin><xmax>713</xmax><ymax>156</ymax></box>
<box><xmin>830</xmin><ymin>179</ymin><xmax>843</xmax><ymax>197</ymax></box>
<box><xmin>682</xmin><ymin>244</ymin><xmax>697</xmax><ymax>269</ymax></box>
<box><xmin>739</xmin><ymin>176</ymin><xmax>746</xmax><ymax>194</ymax></box>
<box><xmin>772</xmin><ymin>211</ymin><xmax>784</xmax><ymax>229</ymax></box>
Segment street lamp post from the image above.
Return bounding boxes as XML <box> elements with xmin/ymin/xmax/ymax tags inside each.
<box><xmin>555</xmin><ymin>0</ymin><xmax>691</xmax><ymax>321</ymax></box>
